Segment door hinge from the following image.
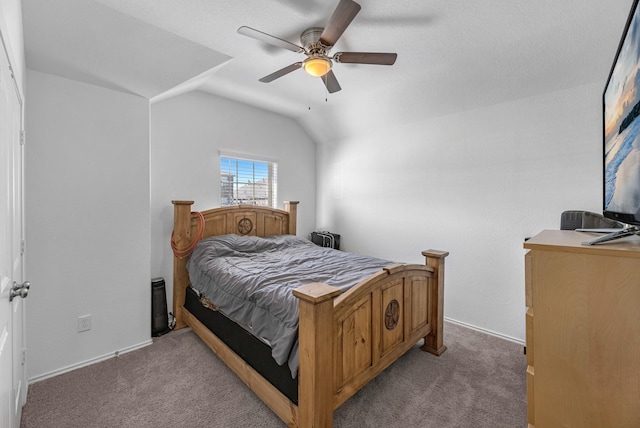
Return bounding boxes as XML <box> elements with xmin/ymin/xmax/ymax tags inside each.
<box><xmin>21</xmin><ymin>349</ymin><xmax>26</xmax><ymax>366</ymax></box>
<box><xmin>20</xmin><ymin>130</ymin><xmax>25</xmax><ymax>145</ymax></box>
<box><xmin>20</xmin><ymin>240</ymin><xmax>25</xmax><ymax>255</ymax></box>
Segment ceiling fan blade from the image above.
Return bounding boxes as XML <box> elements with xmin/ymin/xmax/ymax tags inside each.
<box><xmin>259</xmin><ymin>62</ymin><xmax>303</xmax><ymax>83</ymax></box>
<box><xmin>333</xmin><ymin>52</ymin><xmax>397</xmax><ymax>65</ymax></box>
<box><xmin>321</xmin><ymin>70</ymin><xmax>341</xmax><ymax>93</ymax></box>
<box><xmin>238</xmin><ymin>26</ymin><xmax>304</xmax><ymax>53</ymax></box>
<box><xmin>319</xmin><ymin>0</ymin><xmax>361</xmax><ymax>47</ymax></box>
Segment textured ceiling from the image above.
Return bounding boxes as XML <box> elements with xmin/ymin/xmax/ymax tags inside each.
<box><xmin>22</xmin><ymin>0</ymin><xmax>634</xmax><ymax>144</ymax></box>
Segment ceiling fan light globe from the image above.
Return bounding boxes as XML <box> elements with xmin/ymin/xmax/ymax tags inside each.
<box><xmin>304</xmin><ymin>57</ymin><xmax>332</xmax><ymax>77</ymax></box>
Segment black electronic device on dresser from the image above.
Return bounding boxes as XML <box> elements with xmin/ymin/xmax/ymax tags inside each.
<box><xmin>560</xmin><ymin>210</ymin><xmax>623</xmax><ymax>231</ymax></box>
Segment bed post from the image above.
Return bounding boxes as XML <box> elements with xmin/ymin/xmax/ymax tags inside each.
<box><xmin>421</xmin><ymin>249</ymin><xmax>449</xmax><ymax>356</ymax></box>
<box><xmin>284</xmin><ymin>201</ymin><xmax>299</xmax><ymax>235</ymax></box>
<box><xmin>171</xmin><ymin>200</ymin><xmax>194</xmax><ymax>330</ymax></box>
<box><xmin>293</xmin><ymin>283</ymin><xmax>342</xmax><ymax>428</ymax></box>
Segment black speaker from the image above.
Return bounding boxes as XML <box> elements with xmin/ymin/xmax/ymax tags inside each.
<box><xmin>560</xmin><ymin>211</ymin><xmax>624</xmax><ymax>230</ymax></box>
<box><xmin>151</xmin><ymin>277</ymin><xmax>171</xmax><ymax>337</ymax></box>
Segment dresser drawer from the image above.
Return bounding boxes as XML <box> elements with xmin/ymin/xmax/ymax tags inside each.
<box><xmin>527</xmin><ymin>365</ymin><xmax>535</xmax><ymax>426</ymax></box>
<box><xmin>525</xmin><ymin>308</ymin><xmax>533</xmax><ymax>366</ymax></box>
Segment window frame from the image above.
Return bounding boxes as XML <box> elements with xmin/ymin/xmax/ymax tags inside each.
<box><xmin>219</xmin><ymin>152</ymin><xmax>278</xmax><ymax>208</ymax></box>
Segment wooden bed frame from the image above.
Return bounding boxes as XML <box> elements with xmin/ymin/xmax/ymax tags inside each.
<box><xmin>172</xmin><ymin>200</ymin><xmax>448</xmax><ymax>427</ymax></box>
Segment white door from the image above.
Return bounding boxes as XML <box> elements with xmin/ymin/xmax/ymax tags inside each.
<box><xmin>0</xmin><ymin>33</ymin><xmax>27</xmax><ymax>428</ymax></box>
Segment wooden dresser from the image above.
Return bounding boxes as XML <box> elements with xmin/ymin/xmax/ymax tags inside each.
<box><xmin>523</xmin><ymin>230</ymin><xmax>640</xmax><ymax>427</ymax></box>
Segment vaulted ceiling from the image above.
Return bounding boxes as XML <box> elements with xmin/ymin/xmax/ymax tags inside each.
<box><xmin>22</xmin><ymin>0</ymin><xmax>632</xmax><ymax>144</ymax></box>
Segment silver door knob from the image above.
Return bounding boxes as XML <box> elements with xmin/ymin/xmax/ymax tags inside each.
<box><xmin>10</xmin><ymin>281</ymin><xmax>30</xmax><ymax>301</ymax></box>
<box><xmin>13</xmin><ymin>281</ymin><xmax>30</xmax><ymax>291</ymax></box>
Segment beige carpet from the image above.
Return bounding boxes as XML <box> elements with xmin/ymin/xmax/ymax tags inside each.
<box><xmin>21</xmin><ymin>322</ymin><xmax>527</xmax><ymax>427</ymax></box>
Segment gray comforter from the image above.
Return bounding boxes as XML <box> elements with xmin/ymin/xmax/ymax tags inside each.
<box><xmin>186</xmin><ymin>234</ymin><xmax>392</xmax><ymax>377</ymax></box>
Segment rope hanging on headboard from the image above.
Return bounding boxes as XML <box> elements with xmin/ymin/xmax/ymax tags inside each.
<box><xmin>170</xmin><ymin>211</ymin><xmax>205</xmax><ymax>258</ymax></box>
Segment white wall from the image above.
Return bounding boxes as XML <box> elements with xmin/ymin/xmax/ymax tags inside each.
<box><xmin>317</xmin><ymin>81</ymin><xmax>603</xmax><ymax>343</ymax></box>
<box><xmin>25</xmin><ymin>70</ymin><xmax>151</xmax><ymax>380</ymax></box>
<box><xmin>150</xmin><ymin>91</ymin><xmax>316</xmax><ymax>311</ymax></box>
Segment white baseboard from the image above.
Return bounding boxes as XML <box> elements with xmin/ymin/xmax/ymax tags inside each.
<box><xmin>445</xmin><ymin>317</ymin><xmax>526</xmax><ymax>346</ymax></box>
<box><xmin>28</xmin><ymin>339</ymin><xmax>153</xmax><ymax>385</ymax></box>
<box><xmin>28</xmin><ymin>320</ymin><xmax>523</xmax><ymax>385</ymax></box>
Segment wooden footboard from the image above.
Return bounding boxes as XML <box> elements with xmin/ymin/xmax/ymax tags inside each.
<box><xmin>294</xmin><ymin>251</ymin><xmax>447</xmax><ymax>427</ymax></box>
<box><xmin>171</xmin><ymin>200</ymin><xmax>447</xmax><ymax>427</ymax></box>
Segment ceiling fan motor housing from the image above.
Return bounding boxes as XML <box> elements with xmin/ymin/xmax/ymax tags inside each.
<box><xmin>300</xmin><ymin>27</ymin><xmax>326</xmax><ymax>50</ymax></box>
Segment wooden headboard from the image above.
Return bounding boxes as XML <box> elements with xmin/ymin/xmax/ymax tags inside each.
<box><xmin>171</xmin><ymin>200</ymin><xmax>299</xmax><ymax>329</ymax></box>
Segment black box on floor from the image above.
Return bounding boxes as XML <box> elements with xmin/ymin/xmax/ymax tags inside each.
<box><xmin>311</xmin><ymin>231</ymin><xmax>340</xmax><ymax>250</ymax></box>
<box><xmin>151</xmin><ymin>277</ymin><xmax>171</xmax><ymax>337</ymax></box>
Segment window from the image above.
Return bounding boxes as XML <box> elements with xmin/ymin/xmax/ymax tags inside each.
<box><xmin>220</xmin><ymin>155</ymin><xmax>278</xmax><ymax>208</ymax></box>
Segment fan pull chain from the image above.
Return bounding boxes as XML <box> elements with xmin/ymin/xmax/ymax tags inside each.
<box><xmin>305</xmin><ymin>74</ymin><xmax>331</xmax><ymax>110</ymax></box>
<box><xmin>323</xmin><ymin>74</ymin><xmax>327</xmax><ymax>102</ymax></box>
<box><xmin>323</xmin><ymin>74</ymin><xmax>328</xmax><ymax>103</ymax></box>
<box><xmin>308</xmin><ymin>80</ymin><xmax>311</xmax><ymax>109</ymax></box>
<box><xmin>308</xmin><ymin>73</ymin><xmax>312</xmax><ymax>111</ymax></box>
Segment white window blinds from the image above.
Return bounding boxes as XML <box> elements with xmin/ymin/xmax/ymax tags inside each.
<box><xmin>220</xmin><ymin>155</ymin><xmax>278</xmax><ymax>208</ymax></box>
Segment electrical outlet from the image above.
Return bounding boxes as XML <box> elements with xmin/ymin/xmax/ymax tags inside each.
<box><xmin>78</xmin><ymin>315</ymin><xmax>92</xmax><ymax>332</ymax></box>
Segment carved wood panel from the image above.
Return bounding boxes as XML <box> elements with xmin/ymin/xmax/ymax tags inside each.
<box><xmin>202</xmin><ymin>213</ymin><xmax>227</xmax><ymax>237</ymax></box>
<box><xmin>336</xmin><ymin>295</ymin><xmax>372</xmax><ymax>388</ymax></box>
<box><xmin>262</xmin><ymin>213</ymin><xmax>286</xmax><ymax>236</ymax></box>
<box><xmin>230</xmin><ymin>212</ymin><xmax>257</xmax><ymax>236</ymax></box>
<box><xmin>381</xmin><ymin>279</ymin><xmax>404</xmax><ymax>356</ymax></box>
<box><xmin>409</xmin><ymin>276</ymin><xmax>430</xmax><ymax>334</ymax></box>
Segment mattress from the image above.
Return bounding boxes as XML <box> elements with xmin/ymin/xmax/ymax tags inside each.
<box><xmin>186</xmin><ymin>234</ymin><xmax>393</xmax><ymax>377</ymax></box>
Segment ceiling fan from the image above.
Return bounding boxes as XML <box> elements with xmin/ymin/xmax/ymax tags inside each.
<box><xmin>237</xmin><ymin>0</ymin><xmax>397</xmax><ymax>93</ymax></box>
